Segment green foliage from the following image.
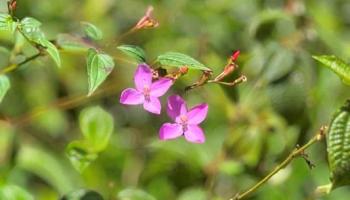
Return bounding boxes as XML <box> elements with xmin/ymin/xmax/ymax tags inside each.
<box><xmin>66</xmin><ymin>141</ymin><xmax>98</xmax><ymax>173</ymax></box>
<box><xmin>0</xmin><ymin>185</ymin><xmax>34</xmax><ymax>200</ymax></box>
<box><xmin>79</xmin><ymin>106</ymin><xmax>114</xmax><ymax>151</ymax></box>
<box><xmin>38</xmin><ymin>38</ymin><xmax>61</xmax><ymax>67</ymax></box>
<box><xmin>117</xmin><ymin>45</ymin><xmax>146</xmax><ymax>63</ymax></box>
<box><xmin>61</xmin><ymin>189</ymin><xmax>103</xmax><ymax>200</ymax></box>
<box><xmin>19</xmin><ymin>17</ymin><xmax>61</xmax><ymax>67</ymax></box>
<box><xmin>327</xmin><ymin>100</ymin><xmax>350</xmax><ymax>189</ymax></box>
<box><xmin>313</xmin><ymin>55</ymin><xmax>350</xmax><ymax>85</ymax></box>
<box><xmin>156</xmin><ymin>52</ymin><xmax>211</xmax><ymax>71</ymax></box>
<box><xmin>56</xmin><ymin>34</ymin><xmax>91</xmax><ymax>52</ymax></box>
<box><xmin>0</xmin><ymin>75</ymin><xmax>10</xmax><ymax>103</ymax></box>
<box><xmin>3</xmin><ymin>1</ymin><xmax>350</xmax><ymax>200</ymax></box>
<box><xmin>117</xmin><ymin>188</ymin><xmax>156</xmax><ymax>200</ymax></box>
<box><xmin>0</xmin><ymin>13</ymin><xmax>16</xmax><ymax>32</ymax></box>
<box><xmin>67</xmin><ymin>106</ymin><xmax>113</xmax><ymax>172</ymax></box>
<box><xmin>86</xmin><ymin>48</ymin><xmax>115</xmax><ymax>96</ymax></box>
<box><xmin>19</xmin><ymin>17</ymin><xmax>44</xmax><ymax>42</ymax></box>
<box><xmin>81</xmin><ymin>22</ymin><xmax>103</xmax><ymax>41</ymax></box>
<box><xmin>16</xmin><ymin>145</ymin><xmax>76</xmax><ymax>193</ymax></box>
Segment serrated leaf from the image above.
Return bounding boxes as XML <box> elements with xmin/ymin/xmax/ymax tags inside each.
<box><xmin>81</xmin><ymin>22</ymin><xmax>103</xmax><ymax>41</ymax></box>
<box><xmin>117</xmin><ymin>188</ymin><xmax>156</xmax><ymax>200</ymax></box>
<box><xmin>327</xmin><ymin>100</ymin><xmax>350</xmax><ymax>189</ymax></box>
<box><xmin>87</xmin><ymin>48</ymin><xmax>115</xmax><ymax>96</ymax></box>
<box><xmin>66</xmin><ymin>141</ymin><xmax>98</xmax><ymax>173</ymax></box>
<box><xmin>19</xmin><ymin>17</ymin><xmax>61</xmax><ymax>67</ymax></box>
<box><xmin>0</xmin><ymin>14</ymin><xmax>16</xmax><ymax>32</ymax></box>
<box><xmin>38</xmin><ymin>38</ymin><xmax>61</xmax><ymax>67</ymax></box>
<box><xmin>156</xmin><ymin>52</ymin><xmax>211</xmax><ymax>71</ymax></box>
<box><xmin>79</xmin><ymin>106</ymin><xmax>114</xmax><ymax>152</ymax></box>
<box><xmin>60</xmin><ymin>189</ymin><xmax>104</xmax><ymax>200</ymax></box>
<box><xmin>117</xmin><ymin>45</ymin><xmax>146</xmax><ymax>63</ymax></box>
<box><xmin>313</xmin><ymin>55</ymin><xmax>350</xmax><ymax>85</ymax></box>
<box><xmin>0</xmin><ymin>185</ymin><xmax>34</xmax><ymax>200</ymax></box>
<box><xmin>19</xmin><ymin>17</ymin><xmax>45</xmax><ymax>42</ymax></box>
<box><xmin>0</xmin><ymin>75</ymin><xmax>10</xmax><ymax>103</ymax></box>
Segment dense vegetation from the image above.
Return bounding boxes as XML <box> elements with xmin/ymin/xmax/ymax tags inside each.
<box><xmin>1</xmin><ymin>0</ymin><xmax>350</xmax><ymax>199</ymax></box>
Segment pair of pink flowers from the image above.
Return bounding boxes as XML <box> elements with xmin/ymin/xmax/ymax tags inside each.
<box><xmin>120</xmin><ymin>64</ymin><xmax>208</xmax><ymax>143</ymax></box>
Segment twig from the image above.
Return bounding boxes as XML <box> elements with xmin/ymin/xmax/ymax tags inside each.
<box><xmin>229</xmin><ymin>126</ymin><xmax>328</xmax><ymax>200</ymax></box>
<box><xmin>0</xmin><ymin>52</ymin><xmax>42</xmax><ymax>75</ymax></box>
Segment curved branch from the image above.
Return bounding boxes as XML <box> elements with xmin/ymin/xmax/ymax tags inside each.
<box><xmin>230</xmin><ymin>126</ymin><xmax>328</xmax><ymax>200</ymax></box>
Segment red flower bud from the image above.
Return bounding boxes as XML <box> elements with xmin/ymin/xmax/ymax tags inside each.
<box><xmin>231</xmin><ymin>50</ymin><xmax>240</xmax><ymax>62</ymax></box>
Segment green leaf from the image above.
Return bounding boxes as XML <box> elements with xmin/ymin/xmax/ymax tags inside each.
<box><xmin>19</xmin><ymin>17</ymin><xmax>61</xmax><ymax>67</ymax></box>
<box><xmin>86</xmin><ymin>48</ymin><xmax>115</xmax><ymax>96</ymax></box>
<box><xmin>81</xmin><ymin>22</ymin><xmax>103</xmax><ymax>41</ymax></box>
<box><xmin>313</xmin><ymin>55</ymin><xmax>350</xmax><ymax>85</ymax></box>
<box><xmin>0</xmin><ymin>185</ymin><xmax>34</xmax><ymax>200</ymax></box>
<box><xmin>60</xmin><ymin>189</ymin><xmax>104</xmax><ymax>200</ymax></box>
<box><xmin>38</xmin><ymin>38</ymin><xmax>61</xmax><ymax>67</ymax></box>
<box><xmin>0</xmin><ymin>75</ymin><xmax>10</xmax><ymax>103</ymax></box>
<box><xmin>117</xmin><ymin>188</ymin><xmax>156</xmax><ymax>200</ymax></box>
<box><xmin>57</xmin><ymin>34</ymin><xmax>91</xmax><ymax>52</ymax></box>
<box><xmin>178</xmin><ymin>188</ymin><xmax>207</xmax><ymax>200</ymax></box>
<box><xmin>66</xmin><ymin>141</ymin><xmax>98</xmax><ymax>173</ymax></box>
<box><xmin>117</xmin><ymin>45</ymin><xmax>146</xmax><ymax>63</ymax></box>
<box><xmin>79</xmin><ymin>106</ymin><xmax>114</xmax><ymax>152</ymax></box>
<box><xmin>327</xmin><ymin>100</ymin><xmax>350</xmax><ymax>189</ymax></box>
<box><xmin>19</xmin><ymin>17</ymin><xmax>45</xmax><ymax>42</ymax></box>
<box><xmin>17</xmin><ymin>145</ymin><xmax>76</xmax><ymax>193</ymax></box>
<box><xmin>156</xmin><ymin>52</ymin><xmax>211</xmax><ymax>71</ymax></box>
<box><xmin>0</xmin><ymin>14</ymin><xmax>16</xmax><ymax>32</ymax></box>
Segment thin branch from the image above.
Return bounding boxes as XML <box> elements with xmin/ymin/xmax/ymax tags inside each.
<box><xmin>229</xmin><ymin>126</ymin><xmax>328</xmax><ymax>200</ymax></box>
<box><xmin>0</xmin><ymin>52</ymin><xmax>42</xmax><ymax>75</ymax></box>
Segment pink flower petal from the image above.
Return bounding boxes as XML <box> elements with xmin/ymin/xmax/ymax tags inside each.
<box><xmin>184</xmin><ymin>125</ymin><xmax>205</xmax><ymax>143</ymax></box>
<box><xmin>143</xmin><ymin>96</ymin><xmax>161</xmax><ymax>114</ymax></box>
<box><xmin>120</xmin><ymin>88</ymin><xmax>144</xmax><ymax>105</ymax></box>
<box><xmin>134</xmin><ymin>64</ymin><xmax>153</xmax><ymax>91</ymax></box>
<box><xmin>187</xmin><ymin>103</ymin><xmax>208</xmax><ymax>125</ymax></box>
<box><xmin>167</xmin><ymin>95</ymin><xmax>187</xmax><ymax>120</ymax></box>
<box><xmin>150</xmin><ymin>78</ymin><xmax>173</xmax><ymax>97</ymax></box>
<box><xmin>159</xmin><ymin>123</ymin><xmax>183</xmax><ymax>140</ymax></box>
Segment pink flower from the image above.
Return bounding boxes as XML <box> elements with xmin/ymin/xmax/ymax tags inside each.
<box><xmin>120</xmin><ymin>64</ymin><xmax>173</xmax><ymax>114</ymax></box>
<box><xmin>159</xmin><ymin>95</ymin><xmax>208</xmax><ymax>143</ymax></box>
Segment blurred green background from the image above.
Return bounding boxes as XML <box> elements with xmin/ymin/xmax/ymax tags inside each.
<box><xmin>1</xmin><ymin>0</ymin><xmax>350</xmax><ymax>199</ymax></box>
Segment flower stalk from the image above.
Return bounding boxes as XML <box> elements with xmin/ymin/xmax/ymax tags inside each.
<box><xmin>230</xmin><ymin>126</ymin><xmax>328</xmax><ymax>200</ymax></box>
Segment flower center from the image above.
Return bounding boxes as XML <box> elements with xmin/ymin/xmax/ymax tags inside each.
<box><xmin>179</xmin><ymin>115</ymin><xmax>188</xmax><ymax>132</ymax></box>
<box><xmin>143</xmin><ymin>85</ymin><xmax>151</xmax><ymax>101</ymax></box>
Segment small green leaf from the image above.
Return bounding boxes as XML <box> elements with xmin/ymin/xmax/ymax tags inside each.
<box><xmin>178</xmin><ymin>188</ymin><xmax>207</xmax><ymax>200</ymax></box>
<box><xmin>0</xmin><ymin>14</ymin><xmax>16</xmax><ymax>32</ymax></box>
<box><xmin>313</xmin><ymin>55</ymin><xmax>350</xmax><ymax>85</ymax></box>
<box><xmin>19</xmin><ymin>17</ymin><xmax>61</xmax><ymax>67</ymax></box>
<box><xmin>79</xmin><ymin>106</ymin><xmax>114</xmax><ymax>152</ymax></box>
<box><xmin>38</xmin><ymin>38</ymin><xmax>61</xmax><ymax>67</ymax></box>
<box><xmin>19</xmin><ymin>17</ymin><xmax>45</xmax><ymax>42</ymax></box>
<box><xmin>327</xmin><ymin>100</ymin><xmax>350</xmax><ymax>189</ymax></box>
<box><xmin>66</xmin><ymin>141</ymin><xmax>98</xmax><ymax>173</ymax></box>
<box><xmin>86</xmin><ymin>48</ymin><xmax>115</xmax><ymax>96</ymax></box>
<box><xmin>0</xmin><ymin>75</ymin><xmax>10</xmax><ymax>103</ymax></box>
<box><xmin>81</xmin><ymin>22</ymin><xmax>103</xmax><ymax>41</ymax></box>
<box><xmin>57</xmin><ymin>34</ymin><xmax>91</xmax><ymax>52</ymax></box>
<box><xmin>117</xmin><ymin>188</ymin><xmax>156</xmax><ymax>200</ymax></box>
<box><xmin>0</xmin><ymin>185</ymin><xmax>34</xmax><ymax>200</ymax></box>
<box><xmin>17</xmin><ymin>145</ymin><xmax>76</xmax><ymax>193</ymax></box>
<box><xmin>117</xmin><ymin>45</ymin><xmax>146</xmax><ymax>63</ymax></box>
<box><xmin>156</xmin><ymin>52</ymin><xmax>211</xmax><ymax>71</ymax></box>
<box><xmin>60</xmin><ymin>189</ymin><xmax>104</xmax><ymax>200</ymax></box>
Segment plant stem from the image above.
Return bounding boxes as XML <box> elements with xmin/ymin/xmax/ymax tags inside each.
<box><xmin>0</xmin><ymin>52</ymin><xmax>42</xmax><ymax>75</ymax></box>
<box><xmin>229</xmin><ymin>126</ymin><xmax>327</xmax><ymax>200</ymax></box>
